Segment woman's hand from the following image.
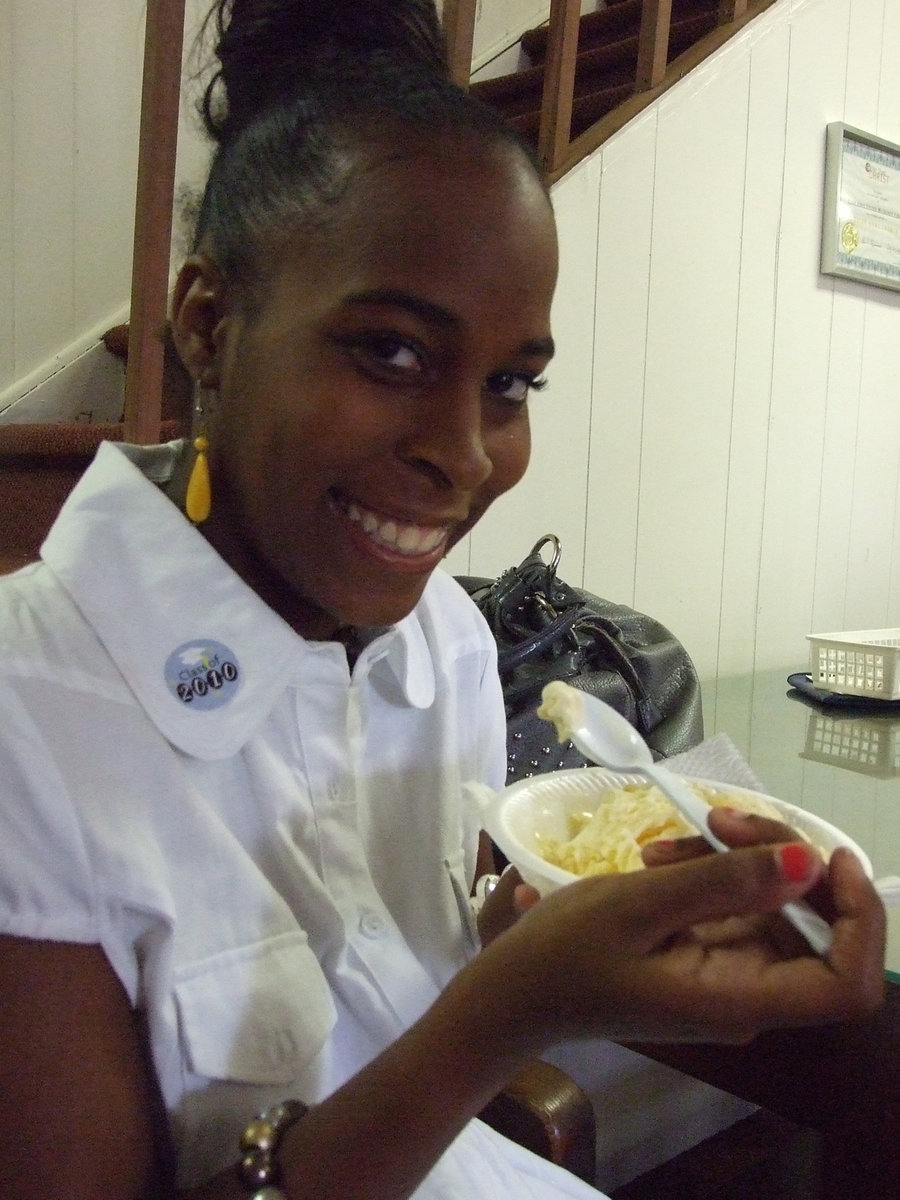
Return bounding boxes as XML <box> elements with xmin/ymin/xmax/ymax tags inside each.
<box><xmin>475</xmin><ymin>866</ymin><xmax>540</xmax><ymax>947</ymax></box>
<box><xmin>642</xmin><ymin>807</ymin><xmax>845</xmax><ymax>924</ymax></box>
<box><xmin>470</xmin><ymin>828</ymin><xmax>886</xmax><ymax>1056</ymax></box>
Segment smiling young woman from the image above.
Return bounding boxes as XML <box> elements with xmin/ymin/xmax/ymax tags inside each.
<box><xmin>171</xmin><ymin>131</ymin><xmax>558</xmax><ymax>639</ymax></box>
<box><xmin>0</xmin><ymin>3</ymin><xmax>885</xmax><ymax>1200</ymax></box>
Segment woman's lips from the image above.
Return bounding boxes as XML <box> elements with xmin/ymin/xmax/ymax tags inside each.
<box><xmin>333</xmin><ymin>492</ymin><xmax>450</xmax><ymax>558</ymax></box>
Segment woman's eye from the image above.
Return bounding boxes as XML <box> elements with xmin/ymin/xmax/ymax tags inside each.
<box><xmin>353</xmin><ymin>334</ymin><xmax>425</xmax><ymax>375</ymax></box>
<box><xmin>485</xmin><ymin>372</ymin><xmax>548</xmax><ymax>404</ymax></box>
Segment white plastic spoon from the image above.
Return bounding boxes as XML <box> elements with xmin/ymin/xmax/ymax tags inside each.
<box><xmin>537</xmin><ymin>681</ymin><xmax>833</xmax><ymax>956</ymax></box>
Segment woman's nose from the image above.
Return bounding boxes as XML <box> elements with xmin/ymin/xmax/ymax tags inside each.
<box><xmin>400</xmin><ymin>386</ymin><xmax>493</xmax><ymax>491</ymax></box>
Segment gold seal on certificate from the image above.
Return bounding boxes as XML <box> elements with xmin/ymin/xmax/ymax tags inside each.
<box><xmin>840</xmin><ymin>220</ymin><xmax>860</xmax><ymax>254</ymax></box>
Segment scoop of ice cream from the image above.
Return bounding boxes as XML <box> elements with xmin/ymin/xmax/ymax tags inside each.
<box><xmin>537</xmin><ymin>681</ymin><xmax>584</xmax><ymax>744</ymax></box>
<box><xmin>538</xmin><ymin>781</ymin><xmax>785</xmax><ymax>876</ymax></box>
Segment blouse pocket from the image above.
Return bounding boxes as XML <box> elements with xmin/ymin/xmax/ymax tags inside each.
<box><xmin>174</xmin><ymin>930</ymin><xmax>337</xmax><ymax>1085</ymax></box>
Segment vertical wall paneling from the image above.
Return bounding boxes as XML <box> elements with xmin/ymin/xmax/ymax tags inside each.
<box><xmin>810</xmin><ymin>0</ymin><xmax>881</xmax><ymax>634</ymax></box>
<box><xmin>845</xmin><ymin>300</ymin><xmax>900</xmax><ymax>626</ymax></box>
<box><xmin>714</xmin><ymin>18</ymin><xmax>790</xmax><ymax>682</ymax></box>
<box><xmin>73</xmin><ymin>2</ymin><xmax>144</xmax><ymax>336</ymax></box>
<box><xmin>844</xmin><ymin>0</ymin><xmax>884</xmax><ymax>125</ymax></box>
<box><xmin>754</xmin><ymin>0</ymin><xmax>854</xmax><ymax>668</ymax></box>
<box><xmin>635</xmin><ymin>56</ymin><xmax>751</xmax><ymax>678</ymax></box>
<box><xmin>877</xmin><ymin>0</ymin><xmax>900</xmax><ymax>143</ymax></box>
<box><xmin>12</xmin><ymin>1</ymin><xmax>78</xmax><ymax>378</ymax></box>
<box><xmin>0</xmin><ymin>2</ymin><xmax>14</xmax><ymax>387</ymax></box>
<box><xmin>584</xmin><ymin>114</ymin><xmax>657</xmax><ymax>608</ymax></box>
<box><xmin>809</xmin><ymin>277</ymin><xmax>865</xmax><ymax>634</ymax></box>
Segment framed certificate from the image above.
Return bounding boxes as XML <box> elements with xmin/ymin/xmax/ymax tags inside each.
<box><xmin>820</xmin><ymin>122</ymin><xmax>900</xmax><ymax>292</ymax></box>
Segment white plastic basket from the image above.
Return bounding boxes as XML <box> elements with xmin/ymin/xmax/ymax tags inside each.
<box><xmin>807</xmin><ymin>628</ymin><xmax>900</xmax><ymax>699</ymax></box>
<box><xmin>801</xmin><ymin>711</ymin><xmax>900</xmax><ymax>778</ymax></box>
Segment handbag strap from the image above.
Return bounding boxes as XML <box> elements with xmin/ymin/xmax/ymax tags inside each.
<box><xmin>572</xmin><ymin>613</ymin><xmax>663</xmax><ymax>732</ymax></box>
<box><xmin>495</xmin><ymin>607</ymin><xmax>580</xmax><ymax>673</ymax></box>
<box><xmin>493</xmin><ymin>535</ymin><xmax>664</xmax><ymax>734</ymax></box>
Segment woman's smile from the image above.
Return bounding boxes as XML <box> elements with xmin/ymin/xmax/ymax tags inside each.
<box><xmin>333</xmin><ymin>491</ymin><xmax>450</xmax><ymax>560</ymax></box>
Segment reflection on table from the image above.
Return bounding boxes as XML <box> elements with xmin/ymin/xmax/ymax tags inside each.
<box><xmin>703</xmin><ymin>667</ymin><xmax>900</xmax><ymax>976</ymax></box>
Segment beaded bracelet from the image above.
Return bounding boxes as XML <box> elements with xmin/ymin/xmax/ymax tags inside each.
<box><xmin>237</xmin><ymin>1098</ymin><xmax>309</xmax><ymax>1199</ymax></box>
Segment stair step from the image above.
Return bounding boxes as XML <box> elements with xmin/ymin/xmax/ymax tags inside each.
<box><xmin>521</xmin><ymin>0</ymin><xmax>719</xmax><ymax>65</ymax></box>
<box><xmin>504</xmin><ymin>79</ymin><xmax>635</xmax><ymax>139</ymax></box>
<box><xmin>521</xmin><ymin>0</ymin><xmax>642</xmax><ymax>64</ymax></box>
<box><xmin>472</xmin><ymin>31</ymin><xmax>640</xmax><ymax>110</ymax></box>
<box><xmin>471</xmin><ymin>3</ymin><xmax>720</xmax><ymax>149</ymax></box>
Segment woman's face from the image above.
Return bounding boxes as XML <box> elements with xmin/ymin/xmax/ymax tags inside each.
<box><xmin>183</xmin><ymin>135</ymin><xmax>558</xmax><ymax>639</ymax></box>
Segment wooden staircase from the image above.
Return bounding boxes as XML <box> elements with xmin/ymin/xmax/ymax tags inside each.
<box><xmin>447</xmin><ymin>0</ymin><xmax>779</xmax><ymax>182</ymax></box>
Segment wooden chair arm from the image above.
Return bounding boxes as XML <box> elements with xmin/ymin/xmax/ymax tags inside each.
<box><xmin>479</xmin><ymin>1059</ymin><xmax>596</xmax><ymax>1183</ymax></box>
<box><xmin>623</xmin><ymin>977</ymin><xmax>900</xmax><ymax>1199</ymax></box>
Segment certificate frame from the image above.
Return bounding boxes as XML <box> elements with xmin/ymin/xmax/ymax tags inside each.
<box><xmin>820</xmin><ymin>122</ymin><xmax>900</xmax><ymax>292</ymax></box>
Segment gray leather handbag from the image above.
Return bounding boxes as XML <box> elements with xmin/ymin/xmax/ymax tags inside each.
<box><xmin>457</xmin><ymin>535</ymin><xmax>704</xmax><ymax>782</ymax></box>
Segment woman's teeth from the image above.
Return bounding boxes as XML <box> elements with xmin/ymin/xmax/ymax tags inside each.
<box><xmin>345</xmin><ymin>501</ymin><xmax>446</xmax><ymax>557</ymax></box>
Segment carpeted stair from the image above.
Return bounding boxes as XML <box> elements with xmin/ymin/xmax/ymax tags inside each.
<box><xmin>470</xmin><ymin>0</ymin><xmax>726</xmax><ymax>144</ymax></box>
<box><xmin>0</xmin><ymin>325</ymin><xmax>190</xmax><ymax>572</ymax></box>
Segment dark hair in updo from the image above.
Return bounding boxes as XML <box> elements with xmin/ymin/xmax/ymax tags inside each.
<box><xmin>193</xmin><ymin>0</ymin><xmax>545</xmax><ymax>306</ymax></box>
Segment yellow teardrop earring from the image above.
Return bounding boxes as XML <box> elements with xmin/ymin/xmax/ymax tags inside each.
<box><xmin>185</xmin><ymin>382</ymin><xmax>212</xmax><ymax>524</ymax></box>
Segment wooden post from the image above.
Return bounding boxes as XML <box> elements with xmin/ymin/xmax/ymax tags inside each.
<box><xmin>123</xmin><ymin>0</ymin><xmax>186</xmax><ymax>445</ymax></box>
<box><xmin>718</xmin><ymin>0</ymin><xmax>749</xmax><ymax>22</ymax></box>
<box><xmin>537</xmin><ymin>0</ymin><xmax>582</xmax><ymax>174</ymax></box>
<box><xmin>442</xmin><ymin>0</ymin><xmax>477</xmax><ymax>88</ymax></box>
<box><xmin>635</xmin><ymin>0</ymin><xmax>673</xmax><ymax>92</ymax></box>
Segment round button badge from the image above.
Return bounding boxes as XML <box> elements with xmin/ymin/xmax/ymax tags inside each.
<box><xmin>165</xmin><ymin>639</ymin><xmax>241</xmax><ymax>711</ymax></box>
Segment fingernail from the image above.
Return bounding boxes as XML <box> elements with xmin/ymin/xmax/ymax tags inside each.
<box><xmin>778</xmin><ymin>843</ymin><xmax>816</xmax><ymax>882</ymax></box>
<box><xmin>720</xmin><ymin>806</ymin><xmax>749</xmax><ymax>818</ymax></box>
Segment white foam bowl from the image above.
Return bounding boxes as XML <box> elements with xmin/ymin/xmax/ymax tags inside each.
<box><xmin>476</xmin><ymin>767</ymin><xmax>873</xmax><ymax>895</ymax></box>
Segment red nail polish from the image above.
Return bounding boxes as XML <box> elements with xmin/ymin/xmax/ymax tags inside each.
<box><xmin>779</xmin><ymin>843</ymin><xmax>814</xmax><ymax>882</ymax></box>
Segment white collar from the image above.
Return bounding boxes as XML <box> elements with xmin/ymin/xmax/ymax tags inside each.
<box><xmin>42</xmin><ymin>441</ymin><xmax>436</xmax><ymax>760</ymax></box>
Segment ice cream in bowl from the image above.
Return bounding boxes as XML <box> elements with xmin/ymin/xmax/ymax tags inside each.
<box><xmin>469</xmin><ymin>768</ymin><xmax>873</xmax><ymax>897</ymax></box>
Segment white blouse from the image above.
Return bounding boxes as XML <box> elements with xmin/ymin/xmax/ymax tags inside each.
<box><xmin>0</xmin><ymin>441</ymin><xmax>603</xmax><ymax>1198</ymax></box>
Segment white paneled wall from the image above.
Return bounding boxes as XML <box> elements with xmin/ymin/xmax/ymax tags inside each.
<box><xmin>448</xmin><ymin>0</ymin><xmax>900</xmax><ymax>687</ymax></box>
<box><xmin>0</xmin><ymin>2</ymin><xmax>145</xmax><ymax>404</ymax></box>
<box><xmin>0</xmin><ymin>0</ymin><xmax>212</xmax><ymax>415</ymax></box>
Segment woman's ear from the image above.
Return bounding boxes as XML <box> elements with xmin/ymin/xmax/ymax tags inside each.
<box><xmin>170</xmin><ymin>254</ymin><xmax>229</xmax><ymax>387</ymax></box>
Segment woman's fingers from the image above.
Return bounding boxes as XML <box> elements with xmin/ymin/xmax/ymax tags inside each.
<box><xmin>823</xmin><ymin>847</ymin><xmax>887</xmax><ymax>1002</ymax></box>
<box><xmin>624</xmin><ymin>841</ymin><xmax>826</xmax><ymax>953</ymax></box>
<box><xmin>642</xmin><ymin>808</ymin><xmax>822</xmax><ymax>866</ymax></box>
<box><xmin>707</xmin><ymin>807</ymin><xmax>808</xmax><ymax>847</ymax></box>
<box><xmin>476</xmin><ymin>867</ymin><xmax>540</xmax><ymax>946</ymax></box>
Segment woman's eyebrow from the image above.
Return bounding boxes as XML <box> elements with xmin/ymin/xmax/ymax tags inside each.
<box><xmin>343</xmin><ymin>288</ymin><xmax>555</xmax><ymax>359</ymax></box>
<box><xmin>344</xmin><ymin>288</ymin><xmax>461</xmax><ymax>328</ymax></box>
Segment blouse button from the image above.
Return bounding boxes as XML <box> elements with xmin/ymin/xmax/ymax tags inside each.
<box><xmin>359</xmin><ymin>909</ymin><xmax>387</xmax><ymax>939</ymax></box>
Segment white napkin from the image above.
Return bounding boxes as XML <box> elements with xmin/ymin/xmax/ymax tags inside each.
<box><xmin>664</xmin><ymin>732</ymin><xmax>766</xmax><ymax>792</ymax></box>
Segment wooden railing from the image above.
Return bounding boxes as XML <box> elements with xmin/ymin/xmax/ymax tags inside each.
<box><xmin>443</xmin><ymin>0</ymin><xmax>772</xmax><ymax>183</ymax></box>
<box><xmin>123</xmin><ymin>0</ymin><xmax>186</xmax><ymax>445</ymax></box>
